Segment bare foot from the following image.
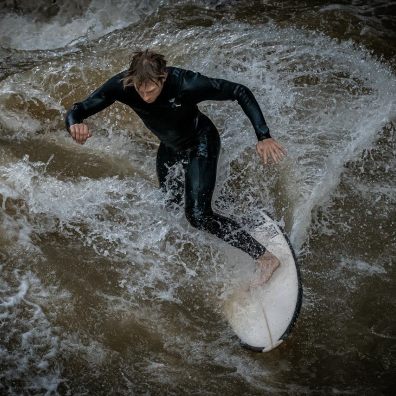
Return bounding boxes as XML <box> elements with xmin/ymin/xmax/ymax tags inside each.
<box><xmin>252</xmin><ymin>250</ymin><xmax>280</xmax><ymax>286</ymax></box>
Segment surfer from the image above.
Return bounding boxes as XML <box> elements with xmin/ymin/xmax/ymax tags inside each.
<box><xmin>65</xmin><ymin>49</ymin><xmax>286</xmax><ymax>284</ymax></box>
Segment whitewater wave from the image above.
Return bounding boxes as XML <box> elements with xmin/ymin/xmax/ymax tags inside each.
<box><xmin>0</xmin><ymin>0</ymin><xmax>161</xmax><ymax>50</ymax></box>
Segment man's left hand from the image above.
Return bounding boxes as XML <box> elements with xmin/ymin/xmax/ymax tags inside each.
<box><xmin>256</xmin><ymin>138</ymin><xmax>287</xmax><ymax>165</ymax></box>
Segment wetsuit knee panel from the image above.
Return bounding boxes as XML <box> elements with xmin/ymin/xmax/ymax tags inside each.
<box><xmin>185</xmin><ymin>207</ymin><xmax>212</xmax><ymax>230</ymax></box>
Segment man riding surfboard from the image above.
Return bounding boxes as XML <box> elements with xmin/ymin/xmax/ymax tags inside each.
<box><xmin>65</xmin><ymin>49</ymin><xmax>286</xmax><ymax>283</ymax></box>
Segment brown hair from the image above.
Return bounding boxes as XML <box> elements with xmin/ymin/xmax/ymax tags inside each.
<box><xmin>123</xmin><ymin>49</ymin><xmax>167</xmax><ymax>89</ymax></box>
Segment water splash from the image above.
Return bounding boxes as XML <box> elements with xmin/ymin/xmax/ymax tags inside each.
<box><xmin>0</xmin><ymin>0</ymin><xmax>161</xmax><ymax>50</ymax></box>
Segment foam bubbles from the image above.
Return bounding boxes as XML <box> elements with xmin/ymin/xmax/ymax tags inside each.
<box><xmin>0</xmin><ymin>267</ymin><xmax>62</xmax><ymax>395</ymax></box>
<box><xmin>0</xmin><ymin>0</ymin><xmax>161</xmax><ymax>50</ymax></box>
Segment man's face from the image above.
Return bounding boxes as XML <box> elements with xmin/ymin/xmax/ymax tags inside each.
<box><xmin>135</xmin><ymin>79</ymin><xmax>165</xmax><ymax>103</ymax></box>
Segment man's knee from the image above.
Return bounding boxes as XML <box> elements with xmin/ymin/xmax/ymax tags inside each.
<box><xmin>185</xmin><ymin>208</ymin><xmax>209</xmax><ymax>230</ymax></box>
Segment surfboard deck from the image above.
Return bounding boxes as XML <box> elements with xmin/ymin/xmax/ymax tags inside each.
<box><xmin>223</xmin><ymin>210</ymin><xmax>302</xmax><ymax>352</ymax></box>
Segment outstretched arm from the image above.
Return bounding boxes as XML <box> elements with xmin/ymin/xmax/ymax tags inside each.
<box><xmin>65</xmin><ymin>74</ymin><xmax>120</xmax><ymax>144</ymax></box>
<box><xmin>181</xmin><ymin>70</ymin><xmax>286</xmax><ymax>163</ymax></box>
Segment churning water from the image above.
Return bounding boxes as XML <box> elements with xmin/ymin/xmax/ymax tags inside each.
<box><xmin>0</xmin><ymin>1</ymin><xmax>395</xmax><ymax>394</ymax></box>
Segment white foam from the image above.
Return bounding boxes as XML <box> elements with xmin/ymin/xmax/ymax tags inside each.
<box><xmin>0</xmin><ymin>269</ymin><xmax>62</xmax><ymax>394</ymax></box>
<box><xmin>339</xmin><ymin>258</ymin><xmax>386</xmax><ymax>275</ymax></box>
<box><xmin>0</xmin><ymin>155</ymin><xmax>218</xmax><ymax>302</ymax></box>
<box><xmin>0</xmin><ymin>0</ymin><xmax>161</xmax><ymax>50</ymax></box>
<box><xmin>1</xmin><ymin>279</ymin><xmax>29</xmax><ymax>308</ymax></box>
<box><xmin>0</xmin><ymin>110</ymin><xmax>41</xmax><ymax>136</ymax></box>
<box><xmin>60</xmin><ymin>336</ymin><xmax>108</xmax><ymax>367</ymax></box>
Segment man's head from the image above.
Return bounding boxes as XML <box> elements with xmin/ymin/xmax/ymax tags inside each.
<box><xmin>123</xmin><ymin>49</ymin><xmax>167</xmax><ymax>103</ymax></box>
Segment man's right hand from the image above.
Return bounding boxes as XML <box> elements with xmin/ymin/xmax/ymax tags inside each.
<box><xmin>69</xmin><ymin>123</ymin><xmax>92</xmax><ymax>145</ymax></box>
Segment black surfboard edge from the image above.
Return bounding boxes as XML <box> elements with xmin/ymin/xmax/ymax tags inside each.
<box><xmin>241</xmin><ymin>209</ymin><xmax>304</xmax><ymax>353</ymax></box>
<box><xmin>279</xmin><ymin>229</ymin><xmax>303</xmax><ymax>340</ymax></box>
<box><xmin>240</xmin><ymin>343</ymin><xmax>265</xmax><ymax>353</ymax></box>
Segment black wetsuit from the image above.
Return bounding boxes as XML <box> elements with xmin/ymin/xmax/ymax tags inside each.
<box><xmin>66</xmin><ymin>67</ymin><xmax>271</xmax><ymax>259</ymax></box>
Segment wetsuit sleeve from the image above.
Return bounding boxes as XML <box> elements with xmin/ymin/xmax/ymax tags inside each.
<box><xmin>65</xmin><ymin>74</ymin><xmax>120</xmax><ymax>132</ymax></box>
<box><xmin>181</xmin><ymin>70</ymin><xmax>271</xmax><ymax>140</ymax></box>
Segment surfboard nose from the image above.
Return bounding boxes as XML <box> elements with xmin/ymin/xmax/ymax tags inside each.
<box><xmin>223</xmin><ymin>211</ymin><xmax>302</xmax><ymax>352</ymax></box>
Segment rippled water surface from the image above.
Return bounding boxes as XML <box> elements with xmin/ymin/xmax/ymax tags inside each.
<box><xmin>0</xmin><ymin>1</ymin><xmax>395</xmax><ymax>394</ymax></box>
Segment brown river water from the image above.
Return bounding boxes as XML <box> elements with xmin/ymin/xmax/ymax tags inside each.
<box><xmin>0</xmin><ymin>1</ymin><xmax>395</xmax><ymax>394</ymax></box>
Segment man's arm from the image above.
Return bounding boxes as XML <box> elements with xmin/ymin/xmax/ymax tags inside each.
<box><xmin>65</xmin><ymin>73</ymin><xmax>121</xmax><ymax>144</ymax></box>
<box><xmin>181</xmin><ymin>70</ymin><xmax>270</xmax><ymax>140</ymax></box>
<box><xmin>181</xmin><ymin>70</ymin><xmax>286</xmax><ymax>164</ymax></box>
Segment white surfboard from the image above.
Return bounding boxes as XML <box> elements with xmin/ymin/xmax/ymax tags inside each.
<box><xmin>223</xmin><ymin>210</ymin><xmax>302</xmax><ymax>352</ymax></box>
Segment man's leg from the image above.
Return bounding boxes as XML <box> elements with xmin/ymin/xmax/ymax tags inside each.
<box><xmin>156</xmin><ymin>142</ymin><xmax>185</xmax><ymax>208</ymax></box>
<box><xmin>184</xmin><ymin>125</ymin><xmax>279</xmax><ymax>283</ymax></box>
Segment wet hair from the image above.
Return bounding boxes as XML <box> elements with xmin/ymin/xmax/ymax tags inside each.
<box><xmin>123</xmin><ymin>49</ymin><xmax>167</xmax><ymax>89</ymax></box>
